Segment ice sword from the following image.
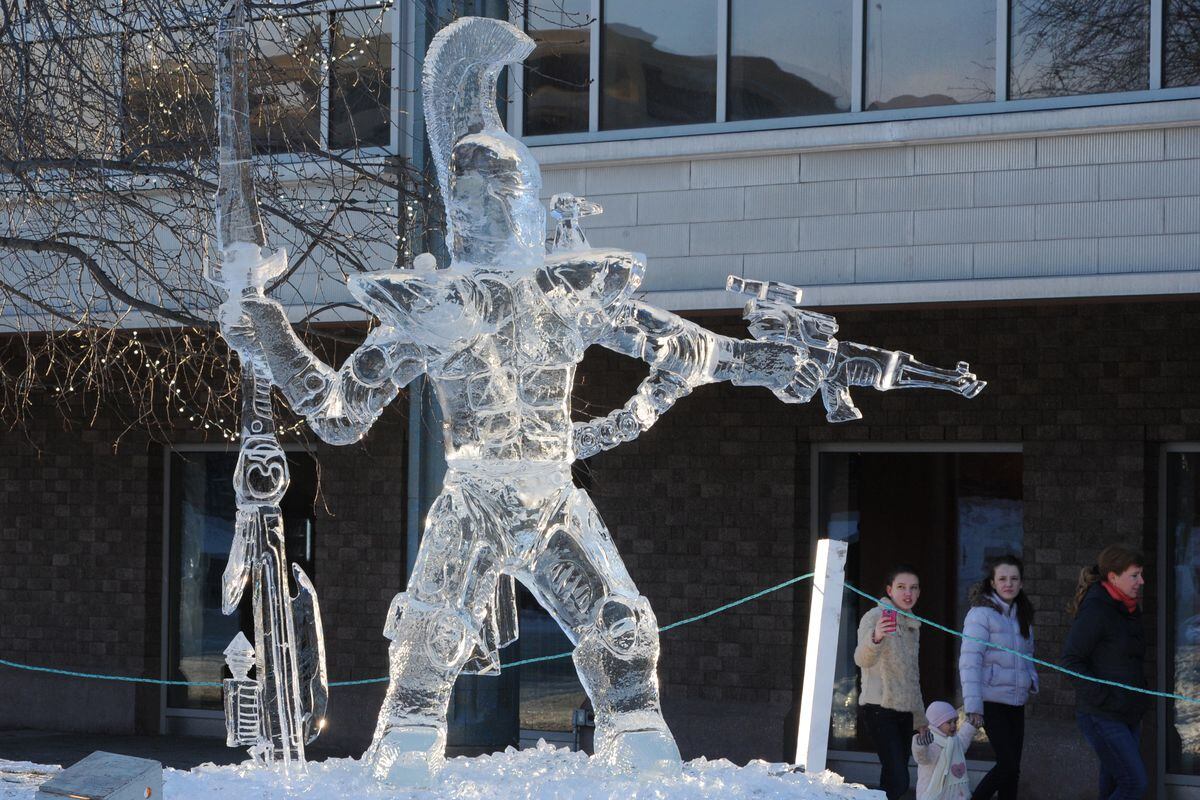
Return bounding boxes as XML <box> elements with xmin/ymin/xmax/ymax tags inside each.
<box><xmin>208</xmin><ymin>0</ymin><xmax>326</xmax><ymax>773</ymax></box>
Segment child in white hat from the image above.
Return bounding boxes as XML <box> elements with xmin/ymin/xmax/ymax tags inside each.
<box><xmin>912</xmin><ymin>700</ymin><xmax>977</xmax><ymax>800</ymax></box>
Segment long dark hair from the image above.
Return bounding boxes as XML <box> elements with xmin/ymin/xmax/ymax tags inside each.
<box><xmin>1069</xmin><ymin>544</ymin><xmax>1145</xmax><ymax>617</ymax></box>
<box><xmin>969</xmin><ymin>554</ymin><xmax>1034</xmax><ymax>638</ymax></box>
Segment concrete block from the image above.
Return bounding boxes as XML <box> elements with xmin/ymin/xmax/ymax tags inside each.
<box><xmin>1165</xmin><ymin>127</ymin><xmax>1200</xmax><ymax>160</ymax></box>
<box><xmin>855</xmin><ymin>244</ymin><xmax>972</xmax><ymax>282</ymax></box>
<box><xmin>580</xmin><ymin>193</ymin><xmax>638</xmax><ymax>228</ymax></box>
<box><xmin>1097</xmin><ymin>233</ymin><xmax>1200</xmax><ymax>273</ymax></box>
<box><xmin>856</xmin><ymin>173</ymin><xmax>973</xmax><ymax>212</ymax></box>
<box><xmin>973</xmin><ymin>239</ymin><xmax>1098</xmax><ymax>278</ymax></box>
<box><xmin>798</xmin><ymin>211</ymin><xmax>912</xmax><ymax>250</ymax></box>
<box><xmin>1166</xmin><ymin>196</ymin><xmax>1200</xmax><ymax>233</ymax></box>
<box><xmin>638</xmin><ymin>187</ymin><xmax>743</xmax><ymax>225</ymax></box>
<box><xmin>691</xmin><ymin>218</ymin><xmax>798</xmax><ymax>256</ymax></box>
<box><xmin>914</xmin><ymin>139</ymin><xmax>1035</xmax><ymax>174</ymax></box>
<box><xmin>586</xmin><ymin>161</ymin><xmax>690</xmax><ymax>195</ymax></box>
<box><xmin>1099</xmin><ymin>159</ymin><xmax>1200</xmax><ymax>200</ymax></box>
<box><xmin>35</xmin><ymin>751</ymin><xmax>161</xmax><ymax>800</ymax></box>
<box><xmin>642</xmin><ymin>254</ymin><xmax>742</xmax><ymax>292</ymax></box>
<box><xmin>1037</xmin><ymin>130</ymin><xmax>1164</xmax><ymax>167</ymax></box>
<box><xmin>914</xmin><ymin>206</ymin><xmax>1035</xmax><ymax>245</ymax></box>
<box><xmin>801</xmin><ymin>147</ymin><xmax>912</xmax><ymax>182</ymax></box>
<box><xmin>743</xmin><ymin>250</ymin><xmax>855</xmax><ymax>286</ymax></box>
<box><xmin>745</xmin><ymin>180</ymin><xmax>855</xmax><ymax>219</ymax></box>
<box><xmin>691</xmin><ymin>154</ymin><xmax>799</xmax><ymax>188</ymax></box>
<box><xmin>588</xmin><ymin>224</ymin><xmax>690</xmax><ymax>257</ymax></box>
<box><xmin>975</xmin><ymin>166</ymin><xmax>1098</xmax><ymax>207</ymax></box>
<box><xmin>539</xmin><ymin>167</ymin><xmax>587</xmax><ymax>199</ymax></box>
<box><xmin>1035</xmin><ymin>198</ymin><xmax>1163</xmax><ymax>239</ymax></box>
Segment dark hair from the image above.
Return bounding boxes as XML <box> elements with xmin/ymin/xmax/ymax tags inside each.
<box><xmin>1069</xmin><ymin>544</ymin><xmax>1145</xmax><ymax>617</ymax></box>
<box><xmin>970</xmin><ymin>554</ymin><xmax>1034</xmax><ymax>638</ymax></box>
<box><xmin>884</xmin><ymin>564</ymin><xmax>920</xmax><ymax>590</ymax></box>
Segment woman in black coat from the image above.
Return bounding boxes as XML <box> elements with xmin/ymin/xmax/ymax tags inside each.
<box><xmin>1061</xmin><ymin>545</ymin><xmax>1148</xmax><ymax>800</ymax></box>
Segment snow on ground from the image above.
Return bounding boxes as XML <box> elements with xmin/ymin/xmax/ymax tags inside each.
<box><xmin>1</xmin><ymin>741</ymin><xmax>882</xmax><ymax>799</ymax></box>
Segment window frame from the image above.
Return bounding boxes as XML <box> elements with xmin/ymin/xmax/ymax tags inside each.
<box><xmin>1159</xmin><ymin>443</ymin><xmax>1200</xmax><ymax>795</ymax></box>
<box><xmin>510</xmin><ymin>0</ymin><xmax>1200</xmax><ymax>146</ymax></box>
<box><xmin>809</xmin><ymin>441</ymin><xmax>1024</xmax><ymax>776</ymax></box>
<box><xmin>158</xmin><ymin>442</ymin><xmax>316</xmax><ymax>736</ymax></box>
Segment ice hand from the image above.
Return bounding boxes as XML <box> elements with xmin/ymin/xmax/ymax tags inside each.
<box><xmin>772</xmin><ymin>357</ymin><xmax>823</xmax><ymax>404</ymax></box>
<box><xmin>218</xmin><ymin>298</ymin><xmax>260</xmax><ymax>356</ymax></box>
<box><xmin>207</xmin><ymin>242</ymin><xmax>289</xmax><ymax>296</ymax></box>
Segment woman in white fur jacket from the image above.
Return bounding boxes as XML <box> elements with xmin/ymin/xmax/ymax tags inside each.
<box><xmin>958</xmin><ymin>555</ymin><xmax>1038</xmax><ymax>800</ymax></box>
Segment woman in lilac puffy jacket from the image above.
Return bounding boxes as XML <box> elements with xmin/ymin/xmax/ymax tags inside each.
<box><xmin>958</xmin><ymin>555</ymin><xmax>1037</xmax><ymax>800</ymax></box>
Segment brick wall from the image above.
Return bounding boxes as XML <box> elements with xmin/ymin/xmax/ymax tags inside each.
<box><xmin>574</xmin><ymin>297</ymin><xmax>1199</xmax><ymax>762</ymax></box>
<box><xmin>2</xmin><ymin>295</ymin><xmax>1196</xmax><ymax>765</ymax></box>
<box><xmin>0</xmin><ymin>393</ymin><xmax>410</xmax><ymax>746</ymax></box>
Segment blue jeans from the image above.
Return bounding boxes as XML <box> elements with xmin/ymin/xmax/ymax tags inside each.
<box><xmin>1075</xmin><ymin>712</ymin><xmax>1147</xmax><ymax>800</ymax></box>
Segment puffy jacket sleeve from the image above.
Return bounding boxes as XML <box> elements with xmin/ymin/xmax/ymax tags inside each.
<box><xmin>855</xmin><ymin>607</ymin><xmax>883</xmax><ymax>669</ymax></box>
<box><xmin>959</xmin><ymin>607</ymin><xmax>988</xmax><ymax>715</ymax></box>
<box><xmin>1062</xmin><ymin>602</ymin><xmax>1103</xmax><ymax>681</ymax></box>
<box><xmin>911</xmin><ymin>735</ymin><xmax>935</xmax><ymax>765</ymax></box>
<box><xmin>1027</xmin><ymin>627</ymin><xmax>1039</xmax><ymax>694</ymax></box>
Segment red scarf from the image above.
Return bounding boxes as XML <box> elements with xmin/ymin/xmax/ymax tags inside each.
<box><xmin>1102</xmin><ymin>581</ymin><xmax>1138</xmax><ymax>614</ymax></box>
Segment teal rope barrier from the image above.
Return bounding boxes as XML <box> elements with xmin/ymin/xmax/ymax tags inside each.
<box><xmin>0</xmin><ymin>657</ymin><xmax>222</xmax><ymax>687</ymax></box>
<box><xmin>0</xmin><ymin>572</ymin><xmax>818</xmax><ymax>689</ymax></box>
<box><xmin>6</xmin><ymin>572</ymin><xmax>1196</xmax><ymax>705</ymax></box>
<box><xmin>842</xmin><ymin>581</ymin><xmax>1200</xmax><ymax>705</ymax></box>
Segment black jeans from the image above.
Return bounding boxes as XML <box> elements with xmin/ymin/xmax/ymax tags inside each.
<box><xmin>863</xmin><ymin>703</ymin><xmax>913</xmax><ymax>800</ymax></box>
<box><xmin>972</xmin><ymin>701</ymin><xmax>1025</xmax><ymax>800</ymax></box>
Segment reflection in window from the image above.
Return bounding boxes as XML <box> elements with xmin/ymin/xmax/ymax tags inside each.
<box><xmin>865</xmin><ymin>0</ymin><xmax>995</xmax><ymax>110</ymax></box>
<box><xmin>329</xmin><ymin>7</ymin><xmax>392</xmax><ymax>149</ymax></box>
<box><xmin>819</xmin><ymin>451</ymin><xmax>1023</xmax><ymax>755</ymax></box>
<box><xmin>1166</xmin><ymin>452</ymin><xmax>1200</xmax><ymax>775</ymax></box>
<box><xmin>517</xmin><ymin>587</ymin><xmax>587</xmax><ymax>731</ymax></box>
<box><xmin>1010</xmin><ymin>0</ymin><xmax>1149</xmax><ymax>99</ymax></box>
<box><xmin>1166</xmin><ymin>1</ymin><xmax>1200</xmax><ymax>88</ymax></box>
<box><xmin>167</xmin><ymin>451</ymin><xmax>317</xmax><ymax>710</ymax></box>
<box><xmin>124</xmin><ymin>29</ymin><xmax>215</xmax><ymax>159</ymax></box>
<box><xmin>524</xmin><ymin>0</ymin><xmax>591</xmax><ymax>136</ymax></box>
<box><xmin>728</xmin><ymin>0</ymin><xmax>850</xmax><ymax>120</ymax></box>
<box><xmin>250</xmin><ymin>15</ymin><xmax>323</xmax><ymax>153</ymax></box>
<box><xmin>600</xmin><ymin>0</ymin><xmax>716</xmax><ymax>130</ymax></box>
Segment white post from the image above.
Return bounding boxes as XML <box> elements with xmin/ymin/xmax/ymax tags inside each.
<box><xmin>795</xmin><ymin>538</ymin><xmax>849</xmax><ymax>773</ymax></box>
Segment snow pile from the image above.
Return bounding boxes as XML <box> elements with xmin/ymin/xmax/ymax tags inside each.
<box><xmin>2</xmin><ymin>743</ymin><xmax>881</xmax><ymax>799</ymax></box>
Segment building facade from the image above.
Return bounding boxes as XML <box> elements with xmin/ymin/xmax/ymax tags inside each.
<box><xmin>5</xmin><ymin>2</ymin><xmax>1200</xmax><ymax>798</ymax></box>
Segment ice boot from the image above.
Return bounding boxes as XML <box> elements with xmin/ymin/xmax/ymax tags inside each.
<box><xmin>368</xmin><ymin>722</ymin><xmax>446</xmax><ymax>787</ymax></box>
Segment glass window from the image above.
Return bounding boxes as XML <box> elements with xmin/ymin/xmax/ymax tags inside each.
<box><xmin>524</xmin><ymin>0</ymin><xmax>591</xmax><ymax>136</ymax></box>
<box><xmin>729</xmin><ymin>0</ymin><xmax>851</xmax><ymax>121</ymax></box>
<box><xmin>250</xmin><ymin>15</ymin><xmax>324</xmax><ymax>153</ymax></box>
<box><xmin>517</xmin><ymin>586</ymin><xmax>587</xmax><ymax>731</ymax></box>
<box><xmin>819</xmin><ymin>450</ymin><xmax>1023</xmax><ymax>755</ymax></box>
<box><xmin>1166</xmin><ymin>1</ymin><xmax>1200</xmax><ymax>88</ymax></box>
<box><xmin>166</xmin><ymin>450</ymin><xmax>317</xmax><ymax>711</ymax></box>
<box><xmin>1010</xmin><ymin>0</ymin><xmax>1149</xmax><ymax>99</ymax></box>
<box><xmin>329</xmin><ymin>6</ymin><xmax>392</xmax><ymax>150</ymax></box>
<box><xmin>600</xmin><ymin>0</ymin><xmax>716</xmax><ymax>130</ymax></box>
<box><xmin>865</xmin><ymin>0</ymin><xmax>995</xmax><ymax>111</ymax></box>
<box><xmin>1166</xmin><ymin>450</ymin><xmax>1200</xmax><ymax>775</ymax></box>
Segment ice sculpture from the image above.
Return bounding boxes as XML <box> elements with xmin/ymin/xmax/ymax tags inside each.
<box><xmin>208</xmin><ymin>0</ymin><xmax>328</xmax><ymax>774</ymax></box>
<box><xmin>212</xmin><ymin>15</ymin><xmax>985</xmax><ymax>787</ymax></box>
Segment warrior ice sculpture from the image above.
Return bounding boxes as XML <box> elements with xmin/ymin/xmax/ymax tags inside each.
<box><xmin>213</xmin><ymin>17</ymin><xmax>984</xmax><ymax>786</ymax></box>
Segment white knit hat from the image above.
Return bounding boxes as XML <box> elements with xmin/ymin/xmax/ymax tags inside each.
<box><xmin>925</xmin><ymin>701</ymin><xmax>958</xmax><ymax>729</ymax></box>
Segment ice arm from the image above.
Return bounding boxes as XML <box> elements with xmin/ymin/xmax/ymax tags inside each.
<box><xmin>576</xmin><ymin>301</ymin><xmax>821</xmax><ymax>459</ymax></box>
<box><xmin>220</xmin><ymin>295</ymin><xmax>425</xmax><ymax>445</ymax></box>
